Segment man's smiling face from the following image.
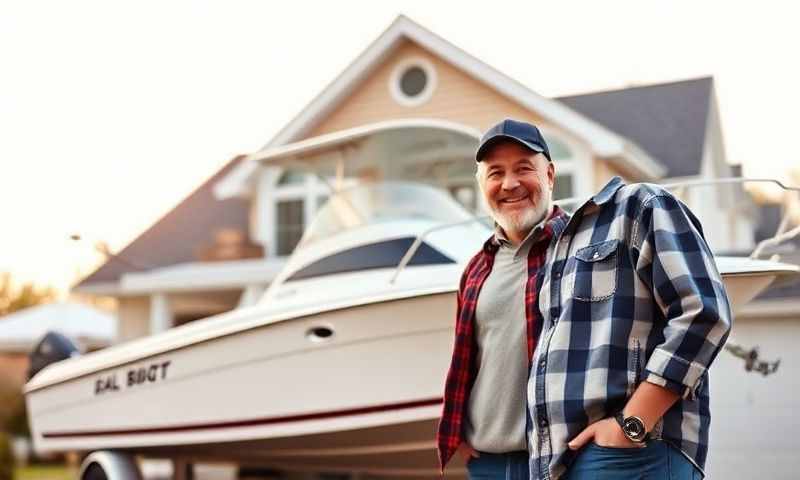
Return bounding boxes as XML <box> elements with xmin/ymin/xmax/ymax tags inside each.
<box><xmin>478</xmin><ymin>141</ymin><xmax>555</xmax><ymax>242</ymax></box>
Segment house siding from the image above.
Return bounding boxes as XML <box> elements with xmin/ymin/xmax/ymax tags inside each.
<box><xmin>308</xmin><ymin>40</ymin><xmax>551</xmax><ymax>139</ymax></box>
<box><xmin>593</xmin><ymin>157</ymin><xmax>634</xmax><ymax>190</ymax></box>
<box><xmin>0</xmin><ymin>353</ymin><xmax>29</xmax><ymax>387</ymax></box>
<box><xmin>118</xmin><ymin>297</ymin><xmax>151</xmax><ymax>343</ymax></box>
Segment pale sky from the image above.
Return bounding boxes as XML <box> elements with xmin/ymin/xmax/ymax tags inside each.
<box><xmin>1</xmin><ymin>0</ymin><xmax>798</xmax><ymax>294</ymax></box>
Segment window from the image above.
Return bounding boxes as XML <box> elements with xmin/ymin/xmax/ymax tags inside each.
<box><xmin>545</xmin><ymin>135</ymin><xmax>580</xmax><ymax>201</ymax></box>
<box><xmin>553</xmin><ymin>174</ymin><xmax>574</xmax><ymax>200</ymax></box>
<box><xmin>286</xmin><ymin>237</ymin><xmax>454</xmax><ymax>282</ymax></box>
<box><xmin>271</xmin><ymin>169</ymin><xmax>333</xmax><ymax>257</ymax></box>
<box><xmin>389</xmin><ymin>58</ymin><xmax>437</xmax><ymax>107</ymax></box>
<box><xmin>276</xmin><ymin>199</ymin><xmax>304</xmax><ymax>256</ymax></box>
<box><xmin>448</xmin><ymin>184</ymin><xmax>477</xmax><ymax>212</ymax></box>
<box><xmin>399</xmin><ymin>66</ymin><xmax>427</xmax><ymax>97</ymax></box>
<box><xmin>277</xmin><ymin>169</ymin><xmax>306</xmax><ymax>186</ymax></box>
<box><xmin>548</xmin><ymin>137</ymin><xmax>572</xmax><ymax>160</ymax></box>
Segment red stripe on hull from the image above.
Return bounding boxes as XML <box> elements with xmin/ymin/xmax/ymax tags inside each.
<box><xmin>43</xmin><ymin>397</ymin><xmax>444</xmax><ymax>438</ymax></box>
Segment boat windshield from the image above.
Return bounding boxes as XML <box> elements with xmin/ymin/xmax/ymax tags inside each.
<box><xmin>297</xmin><ymin>182</ymin><xmax>475</xmax><ymax>248</ymax></box>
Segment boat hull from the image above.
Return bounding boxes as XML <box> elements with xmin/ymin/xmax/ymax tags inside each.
<box><xmin>27</xmin><ymin>292</ymin><xmax>459</xmax><ymax>476</ymax></box>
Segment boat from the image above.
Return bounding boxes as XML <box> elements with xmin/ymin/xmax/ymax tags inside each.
<box><xmin>24</xmin><ymin>151</ymin><xmax>799</xmax><ymax>479</ymax></box>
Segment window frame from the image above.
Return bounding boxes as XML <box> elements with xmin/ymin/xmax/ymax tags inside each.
<box><xmin>388</xmin><ymin>57</ymin><xmax>438</xmax><ymax>107</ymax></box>
<box><xmin>269</xmin><ymin>171</ymin><xmax>331</xmax><ymax>257</ymax></box>
<box><xmin>539</xmin><ymin>129</ymin><xmax>593</xmax><ymax>201</ymax></box>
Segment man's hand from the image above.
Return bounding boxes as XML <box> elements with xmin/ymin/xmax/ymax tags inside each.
<box><xmin>567</xmin><ymin>417</ymin><xmax>644</xmax><ymax>450</ymax></box>
<box><xmin>567</xmin><ymin>381</ymin><xmax>680</xmax><ymax>451</ymax></box>
<box><xmin>456</xmin><ymin>441</ymin><xmax>480</xmax><ymax>461</ymax></box>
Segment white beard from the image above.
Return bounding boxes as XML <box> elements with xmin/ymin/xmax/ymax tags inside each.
<box><xmin>491</xmin><ymin>187</ymin><xmax>552</xmax><ymax>238</ymax></box>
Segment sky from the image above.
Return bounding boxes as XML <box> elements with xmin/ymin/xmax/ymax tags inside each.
<box><xmin>1</xmin><ymin>0</ymin><xmax>799</xmax><ymax>294</ymax></box>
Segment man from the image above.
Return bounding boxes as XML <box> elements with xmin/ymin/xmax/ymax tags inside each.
<box><xmin>526</xmin><ymin>152</ymin><xmax>732</xmax><ymax>476</ymax></box>
<box><xmin>438</xmin><ymin>118</ymin><xmax>731</xmax><ymax>480</ymax></box>
<box><xmin>437</xmin><ymin>119</ymin><xmax>568</xmax><ymax>479</ymax></box>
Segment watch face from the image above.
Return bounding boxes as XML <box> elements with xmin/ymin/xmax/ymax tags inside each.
<box><xmin>622</xmin><ymin>416</ymin><xmax>646</xmax><ymax>441</ymax></box>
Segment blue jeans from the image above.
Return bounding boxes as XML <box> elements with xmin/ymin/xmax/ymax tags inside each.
<box><xmin>467</xmin><ymin>451</ymin><xmax>529</xmax><ymax>480</ymax></box>
<box><xmin>564</xmin><ymin>440</ymin><xmax>703</xmax><ymax>480</ymax></box>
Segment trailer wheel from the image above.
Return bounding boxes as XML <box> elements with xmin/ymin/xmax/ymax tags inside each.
<box><xmin>81</xmin><ymin>462</ymin><xmax>108</xmax><ymax>480</ymax></box>
<box><xmin>79</xmin><ymin>451</ymin><xmax>142</xmax><ymax>480</ymax></box>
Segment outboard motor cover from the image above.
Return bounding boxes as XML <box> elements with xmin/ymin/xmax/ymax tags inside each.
<box><xmin>28</xmin><ymin>331</ymin><xmax>79</xmax><ymax>380</ymax></box>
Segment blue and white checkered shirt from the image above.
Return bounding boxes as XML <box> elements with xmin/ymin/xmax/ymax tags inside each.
<box><xmin>527</xmin><ymin>177</ymin><xmax>732</xmax><ymax>479</ymax></box>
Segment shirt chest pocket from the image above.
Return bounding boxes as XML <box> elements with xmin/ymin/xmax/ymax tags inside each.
<box><xmin>571</xmin><ymin>239</ymin><xmax>619</xmax><ymax>301</ymax></box>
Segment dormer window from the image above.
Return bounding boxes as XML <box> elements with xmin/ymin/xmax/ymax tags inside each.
<box><xmin>548</xmin><ymin>136</ymin><xmax>576</xmax><ymax>200</ymax></box>
<box><xmin>390</xmin><ymin>58</ymin><xmax>437</xmax><ymax>107</ymax></box>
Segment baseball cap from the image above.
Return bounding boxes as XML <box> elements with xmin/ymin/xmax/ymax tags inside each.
<box><xmin>475</xmin><ymin>119</ymin><xmax>551</xmax><ymax>162</ymax></box>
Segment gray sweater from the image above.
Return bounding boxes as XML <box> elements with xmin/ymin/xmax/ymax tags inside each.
<box><xmin>464</xmin><ymin>225</ymin><xmax>542</xmax><ymax>453</ymax></box>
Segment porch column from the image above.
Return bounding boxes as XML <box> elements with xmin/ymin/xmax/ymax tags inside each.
<box><xmin>150</xmin><ymin>293</ymin><xmax>173</xmax><ymax>334</ymax></box>
<box><xmin>172</xmin><ymin>458</ymin><xmax>194</xmax><ymax>480</ymax></box>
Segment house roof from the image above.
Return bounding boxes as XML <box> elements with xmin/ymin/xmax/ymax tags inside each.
<box><xmin>558</xmin><ymin>77</ymin><xmax>714</xmax><ymax>178</ymax></box>
<box><xmin>757</xmin><ymin>274</ymin><xmax>800</xmax><ymax>301</ymax></box>
<box><xmin>75</xmin><ymin>155</ymin><xmax>252</xmax><ymax>289</ymax></box>
<box><xmin>0</xmin><ymin>303</ymin><xmax>116</xmax><ymax>351</ymax></box>
<box><xmin>270</xmin><ymin>15</ymin><xmax>639</xmax><ymax>156</ymax></box>
<box><xmin>746</xmin><ymin>202</ymin><xmax>800</xmax><ymax>301</ymax></box>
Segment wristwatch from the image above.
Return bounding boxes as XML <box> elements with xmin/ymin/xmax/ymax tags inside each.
<box><xmin>614</xmin><ymin>412</ymin><xmax>649</xmax><ymax>443</ymax></box>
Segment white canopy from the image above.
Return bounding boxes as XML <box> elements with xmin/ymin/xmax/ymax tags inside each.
<box><xmin>0</xmin><ymin>303</ymin><xmax>116</xmax><ymax>352</ymax></box>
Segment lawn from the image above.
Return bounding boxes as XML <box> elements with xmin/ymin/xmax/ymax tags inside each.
<box><xmin>14</xmin><ymin>464</ymin><xmax>75</xmax><ymax>480</ymax></box>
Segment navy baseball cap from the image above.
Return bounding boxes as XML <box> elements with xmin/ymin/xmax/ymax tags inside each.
<box><xmin>475</xmin><ymin>119</ymin><xmax>551</xmax><ymax>162</ymax></box>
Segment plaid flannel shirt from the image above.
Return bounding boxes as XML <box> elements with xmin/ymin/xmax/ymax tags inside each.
<box><xmin>528</xmin><ymin>177</ymin><xmax>732</xmax><ymax>480</ymax></box>
<box><xmin>436</xmin><ymin>206</ymin><xmax>567</xmax><ymax>471</ymax></box>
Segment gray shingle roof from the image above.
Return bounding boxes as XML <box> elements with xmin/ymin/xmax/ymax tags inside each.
<box><xmin>756</xmin><ymin>275</ymin><xmax>800</xmax><ymax>301</ymax></box>
<box><xmin>558</xmin><ymin>77</ymin><xmax>713</xmax><ymax>178</ymax></box>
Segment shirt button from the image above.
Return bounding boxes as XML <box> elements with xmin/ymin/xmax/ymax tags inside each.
<box><xmin>553</xmin><ymin>271</ymin><xmax>561</xmax><ymax>279</ymax></box>
<box><xmin>539</xmin><ymin>360</ymin><xmax>546</xmax><ymax>368</ymax></box>
<box><xmin>540</xmin><ymin>419</ymin><xmax>548</xmax><ymax>428</ymax></box>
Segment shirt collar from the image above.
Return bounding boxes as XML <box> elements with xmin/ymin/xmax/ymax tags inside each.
<box><xmin>493</xmin><ymin>219</ymin><xmax>542</xmax><ymax>252</ymax></box>
<box><xmin>588</xmin><ymin>176</ymin><xmax>626</xmax><ymax>206</ymax></box>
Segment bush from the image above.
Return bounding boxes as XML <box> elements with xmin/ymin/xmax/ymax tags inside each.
<box><xmin>0</xmin><ymin>431</ymin><xmax>14</xmax><ymax>480</ymax></box>
<box><xmin>5</xmin><ymin>400</ymin><xmax>29</xmax><ymax>439</ymax></box>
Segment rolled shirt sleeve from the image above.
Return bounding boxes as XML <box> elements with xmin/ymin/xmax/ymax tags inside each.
<box><xmin>632</xmin><ymin>192</ymin><xmax>732</xmax><ymax>400</ymax></box>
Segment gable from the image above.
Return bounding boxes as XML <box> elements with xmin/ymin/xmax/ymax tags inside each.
<box><xmin>213</xmin><ymin>16</ymin><xmax>665</xmax><ymax>201</ymax></box>
<box><xmin>307</xmin><ymin>39</ymin><xmax>550</xmax><ymax>138</ymax></box>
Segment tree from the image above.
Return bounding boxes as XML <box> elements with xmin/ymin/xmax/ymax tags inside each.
<box><xmin>0</xmin><ymin>273</ymin><xmax>54</xmax><ymax>443</ymax></box>
<box><xmin>0</xmin><ymin>273</ymin><xmax>54</xmax><ymax>317</ymax></box>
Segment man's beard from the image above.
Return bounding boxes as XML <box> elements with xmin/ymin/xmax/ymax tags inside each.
<box><xmin>491</xmin><ymin>187</ymin><xmax>552</xmax><ymax>237</ymax></box>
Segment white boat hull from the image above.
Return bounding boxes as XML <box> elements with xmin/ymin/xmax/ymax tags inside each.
<box><xmin>27</xmin><ymin>291</ymin><xmax>460</xmax><ymax>476</ymax></box>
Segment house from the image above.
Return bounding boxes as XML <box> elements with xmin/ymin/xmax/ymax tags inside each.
<box><xmin>74</xmin><ymin>15</ymin><xmax>753</xmax><ymax>342</ymax></box>
<box><xmin>70</xmin><ymin>15</ymin><xmax>783</xmax><ymax>477</ymax></box>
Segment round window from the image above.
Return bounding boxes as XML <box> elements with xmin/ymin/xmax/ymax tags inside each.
<box><xmin>389</xmin><ymin>58</ymin><xmax>437</xmax><ymax>107</ymax></box>
<box><xmin>399</xmin><ymin>66</ymin><xmax>427</xmax><ymax>97</ymax></box>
